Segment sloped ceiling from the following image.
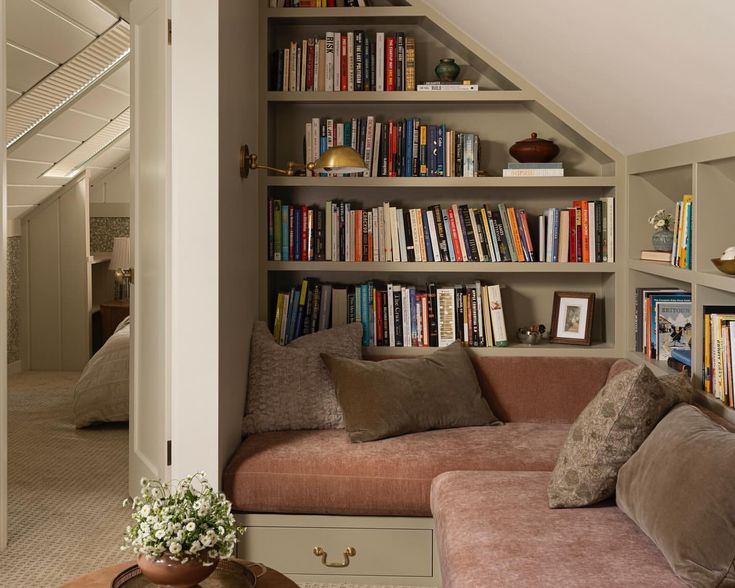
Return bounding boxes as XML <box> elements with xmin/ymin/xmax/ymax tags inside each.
<box><xmin>423</xmin><ymin>0</ymin><xmax>735</xmax><ymax>155</ymax></box>
<box><xmin>6</xmin><ymin>0</ymin><xmax>129</xmax><ymax>220</ymax></box>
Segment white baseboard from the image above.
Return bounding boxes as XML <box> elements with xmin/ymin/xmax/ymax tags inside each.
<box><xmin>8</xmin><ymin>360</ymin><xmax>22</xmax><ymax>375</ymax></box>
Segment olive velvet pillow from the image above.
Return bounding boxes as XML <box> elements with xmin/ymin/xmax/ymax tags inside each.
<box><xmin>548</xmin><ymin>363</ymin><xmax>681</xmax><ymax>508</ymax></box>
<box><xmin>321</xmin><ymin>341</ymin><xmax>500</xmax><ymax>442</ymax></box>
<box><xmin>617</xmin><ymin>404</ymin><xmax>735</xmax><ymax>587</ymax></box>
<box><xmin>242</xmin><ymin>321</ymin><xmax>362</xmax><ymax>434</ymax></box>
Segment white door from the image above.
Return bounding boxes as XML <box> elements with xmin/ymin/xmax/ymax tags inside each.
<box><xmin>129</xmin><ymin>0</ymin><xmax>171</xmax><ymax>495</ymax></box>
<box><xmin>0</xmin><ymin>0</ymin><xmax>8</xmax><ymax>551</ymax></box>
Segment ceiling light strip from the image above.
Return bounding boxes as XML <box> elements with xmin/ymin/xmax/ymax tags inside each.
<box><xmin>42</xmin><ymin>108</ymin><xmax>130</xmax><ymax>179</ymax></box>
<box><xmin>6</xmin><ymin>19</ymin><xmax>130</xmax><ymax>148</ymax></box>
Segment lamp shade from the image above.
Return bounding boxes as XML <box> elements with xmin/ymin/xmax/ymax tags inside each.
<box><xmin>312</xmin><ymin>146</ymin><xmax>368</xmax><ymax>174</ymax></box>
<box><xmin>110</xmin><ymin>237</ymin><xmax>131</xmax><ymax>271</ymax></box>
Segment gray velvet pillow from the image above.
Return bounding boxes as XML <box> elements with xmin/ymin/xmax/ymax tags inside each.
<box><xmin>617</xmin><ymin>404</ymin><xmax>735</xmax><ymax>587</ymax></box>
<box><xmin>242</xmin><ymin>321</ymin><xmax>362</xmax><ymax>434</ymax></box>
<box><xmin>548</xmin><ymin>364</ymin><xmax>680</xmax><ymax>508</ymax></box>
<box><xmin>321</xmin><ymin>341</ymin><xmax>500</xmax><ymax>442</ymax></box>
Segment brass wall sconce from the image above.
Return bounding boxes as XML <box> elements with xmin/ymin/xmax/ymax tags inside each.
<box><xmin>239</xmin><ymin>144</ymin><xmax>368</xmax><ymax>178</ymax></box>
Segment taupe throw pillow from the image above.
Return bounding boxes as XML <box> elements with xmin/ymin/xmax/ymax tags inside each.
<box><xmin>617</xmin><ymin>404</ymin><xmax>735</xmax><ymax>587</ymax></box>
<box><xmin>321</xmin><ymin>342</ymin><xmax>500</xmax><ymax>442</ymax></box>
<box><xmin>242</xmin><ymin>321</ymin><xmax>362</xmax><ymax>434</ymax></box>
<box><xmin>548</xmin><ymin>363</ymin><xmax>680</xmax><ymax>508</ymax></box>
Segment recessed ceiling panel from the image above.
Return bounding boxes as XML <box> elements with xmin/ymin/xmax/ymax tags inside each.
<box><xmin>87</xmin><ymin>145</ymin><xmax>128</xmax><ymax>169</ymax></box>
<box><xmin>8</xmin><ymin>185</ymin><xmax>60</xmax><ymax>206</ymax></box>
<box><xmin>73</xmin><ymin>85</ymin><xmax>130</xmax><ymax>119</ymax></box>
<box><xmin>6</xmin><ymin>0</ymin><xmax>94</xmax><ymax>63</ymax></box>
<box><xmin>42</xmin><ymin>109</ymin><xmax>108</xmax><ymax>142</ymax></box>
<box><xmin>6</xmin><ymin>43</ymin><xmax>56</xmax><ymax>92</ymax></box>
<box><xmin>102</xmin><ymin>61</ymin><xmax>130</xmax><ymax>94</ymax></box>
<box><xmin>39</xmin><ymin>0</ymin><xmax>117</xmax><ymax>35</ymax></box>
<box><xmin>7</xmin><ymin>159</ymin><xmax>67</xmax><ymax>185</ymax></box>
<box><xmin>9</xmin><ymin>134</ymin><xmax>80</xmax><ymax>163</ymax></box>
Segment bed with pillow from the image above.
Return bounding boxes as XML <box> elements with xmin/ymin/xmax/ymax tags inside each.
<box><xmin>73</xmin><ymin>317</ymin><xmax>130</xmax><ymax>428</ymax></box>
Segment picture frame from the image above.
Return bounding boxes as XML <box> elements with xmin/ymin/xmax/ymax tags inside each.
<box><xmin>550</xmin><ymin>291</ymin><xmax>595</xmax><ymax>345</ymax></box>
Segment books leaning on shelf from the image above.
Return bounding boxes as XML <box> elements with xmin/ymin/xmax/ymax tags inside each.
<box><xmin>671</xmin><ymin>194</ymin><xmax>693</xmax><ymax>269</ymax></box>
<box><xmin>272</xmin><ymin>279</ymin><xmax>509</xmax><ymax>349</ymax></box>
<box><xmin>538</xmin><ymin>198</ymin><xmax>614</xmax><ymax>263</ymax></box>
<box><xmin>633</xmin><ymin>287</ymin><xmax>692</xmax><ymax>360</ymax></box>
<box><xmin>416</xmin><ymin>81</ymin><xmax>479</xmax><ymax>92</ymax></box>
<box><xmin>270</xmin><ymin>30</ymin><xmax>415</xmax><ymax>92</ymax></box>
<box><xmin>703</xmin><ymin>306</ymin><xmax>735</xmax><ymax>407</ymax></box>
<box><xmin>304</xmin><ymin>116</ymin><xmax>481</xmax><ymax>177</ymax></box>
<box><xmin>502</xmin><ymin>162</ymin><xmax>564</xmax><ymax>177</ymax></box>
<box><xmin>640</xmin><ymin>250</ymin><xmax>673</xmax><ymax>263</ymax></box>
<box><xmin>268</xmin><ymin>198</ymin><xmax>613</xmax><ymax>263</ymax></box>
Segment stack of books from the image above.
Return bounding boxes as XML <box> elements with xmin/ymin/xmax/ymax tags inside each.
<box><xmin>305</xmin><ymin>116</ymin><xmax>481</xmax><ymax>177</ymax></box>
<box><xmin>671</xmin><ymin>194</ymin><xmax>693</xmax><ymax>269</ymax></box>
<box><xmin>272</xmin><ymin>0</ymin><xmax>369</xmax><ymax>6</ymax></box>
<box><xmin>268</xmin><ymin>199</ymin><xmax>613</xmax><ymax>263</ymax></box>
<box><xmin>272</xmin><ymin>279</ymin><xmax>509</xmax><ymax>348</ymax></box>
<box><xmin>704</xmin><ymin>306</ymin><xmax>735</xmax><ymax>407</ymax></box>
<box><xmin>503</xmin><ymin>162</ymin><xmax>563</xmax><ymax>177</ymax></box>
<box><xmin>270</xmin><ymin>31</ymin><xmax>415</xmax><ymax>92</ymax></box>
<box><xmin>416</xmin><ymin>81</ymin><xmax>478</xmax><ymax>92</ymax></box>
<box><xmin>634</xmin><ymin>287</ymin><xmax>692</xmax><ymax>361</ymax></box>
<box><xmin>539</xmin><ymin>198</ymin><xmax>615</xmax><ymax>263</ymax></box>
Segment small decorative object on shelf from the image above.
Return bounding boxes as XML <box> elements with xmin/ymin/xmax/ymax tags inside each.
<box><xmin>509</xmin><ymin>132</ymin><xmax>559</xmax><ymax>163</ymax></box>
<box><xmin>434</xmin><ymin>57</ymin><xmax>461</xmax><ymax>82</ymax></box>
<box><xmin>123</xmin><ymin>472</ymin><xmax>245</xmax><ymax>588</ymax></box>
<box><xmin>640</xmin><ymin>250</ymin><xmax>672</xmax><ymax>263</ymax></box>
<box><xmin>647</xmin><ymin>208</ymin><xmax>674</xmax><ymax>252</ymax></box>
<box><xmin>712</xmin><ymin>246</ymin><xmax>735</xmax><ymax>275</ymax></box>
<box><xmin>517</xmin><ymin>324</ymin><xmax>545</xmax><ymax>345</ymax></box>
<box><xmin>550</xmin><ymin>291</ymin><xmax>595</xmax><ymax>345</ymax></box>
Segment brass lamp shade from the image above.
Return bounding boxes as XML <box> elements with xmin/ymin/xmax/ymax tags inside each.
<box><xmin>313</xmin><ymin>146</ymin><xmax>368</xmax><ymax>174</ymax></box>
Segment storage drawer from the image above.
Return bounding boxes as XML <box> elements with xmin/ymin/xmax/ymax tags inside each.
<box><xmin>241</xmin><ymin>525</ymin><xmax>434</xmax><ymax>577</ymax></box>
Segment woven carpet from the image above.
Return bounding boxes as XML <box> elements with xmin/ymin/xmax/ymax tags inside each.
<box><xmin>0</xmin><ymin>372</ymin><xmax>434</xmax><ymax>588</ymax></box>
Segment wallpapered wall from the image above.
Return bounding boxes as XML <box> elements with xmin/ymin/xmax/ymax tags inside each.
<box><xmin>8</xmin><ymin>236</ymin><xmax>20</xmax><ymax>364</ymax></box>
<box><xmin>90</xmin><ymin>217</ymin><xmax>130</xmax><ymax>252</ymax></box>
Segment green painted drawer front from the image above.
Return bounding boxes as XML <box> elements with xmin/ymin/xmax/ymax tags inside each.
<box><xmin>242</xmin><ymin>526</ymin><xmax>434</xmax><ymax>577</ymax></box>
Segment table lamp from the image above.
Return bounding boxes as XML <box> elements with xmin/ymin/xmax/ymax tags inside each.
<box><xmin>110</xmin><ymin>236</ymin><xmax>131</xmax><ymax>301</ymax></box>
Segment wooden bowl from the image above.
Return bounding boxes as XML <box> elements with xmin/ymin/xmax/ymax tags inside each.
<box><xmin>711</xmin><ymin>258</ymin><xmax>735</xmax><ymax>275</ymax></box>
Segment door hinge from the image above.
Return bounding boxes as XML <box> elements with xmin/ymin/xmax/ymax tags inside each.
<box><xmin>168</xmin><ymin>19</ymin><xmax>172</xmax><ymax>45</ymax></box>
<box><xmin>166</xmin><ymin>440</ymin><xmax>172</xmax><ymax>466</ymax></box>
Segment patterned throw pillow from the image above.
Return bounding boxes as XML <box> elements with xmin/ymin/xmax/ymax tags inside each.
<box><xmin>548</xmin><ymin>364</ymin><xmax>680</xmax><ymax>508</ymax></box>
<box><xmin>242</xmin><ymin>321</ymin><xmax>362</xmax><ymax>434</ymax></box>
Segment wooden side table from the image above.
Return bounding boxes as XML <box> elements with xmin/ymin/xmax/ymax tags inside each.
<box><xmin>61</xmin><ymin>559</ymin><xmax>299</xmax><ymax>587</ymax></box>
<box><xmin>99</xmin><ymin>299</ymin><xmax>130</xmax><ymax>344</ymax></box>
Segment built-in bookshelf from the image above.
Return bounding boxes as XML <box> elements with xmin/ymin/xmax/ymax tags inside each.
<box><xmin>259</xmin><ymin>0</ymin><xmax>624</xmax><ymax>358</ymax></box>
<box><xmin>626</xmin><ymin>132</ymin><xmax>735</xmax><ymax>414</ymax></box>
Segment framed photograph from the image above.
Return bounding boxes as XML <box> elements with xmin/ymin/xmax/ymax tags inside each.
<box><xmin>550</xmin><ymin>291</ymin><xmax>595</xmax><ymax>345</ymax></box>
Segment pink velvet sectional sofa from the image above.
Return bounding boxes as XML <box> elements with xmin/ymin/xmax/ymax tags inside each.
<box><xmin>223</xmin><ymin>356</ymin><xmax>722</xmax><ymax>586</ymax></box>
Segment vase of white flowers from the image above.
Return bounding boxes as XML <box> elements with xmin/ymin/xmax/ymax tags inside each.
<box><xmin>648</xmin><ymin>209</ymin><xmax>675</xmax><ymax>252</ymax></box>
<box><xmin>123</xmin><ymin>472</ymin><xmax>244</xmax><ymax>588</ymax></box>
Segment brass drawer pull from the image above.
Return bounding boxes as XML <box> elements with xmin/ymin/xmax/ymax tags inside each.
<box><xmin>313</xmin><ymin>546</ymin><xmax>357</xmax><ymax>568</ymax></box>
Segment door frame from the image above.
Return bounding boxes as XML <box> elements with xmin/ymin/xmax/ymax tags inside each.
<box><xmin>1</xmin><ymin>0</ymin><xmax>9</xmax><ymax>551</ymax></box>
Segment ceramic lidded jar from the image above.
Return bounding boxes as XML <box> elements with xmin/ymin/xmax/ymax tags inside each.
<box><xmin>435</xmin><ymin>58</ymin><xmax>461</xmax><ymax>82</ymax></box>
<box><xmin>509</xmin><ymin>132</ymin><xmax>560</xmax><ymax>163</ymax></box>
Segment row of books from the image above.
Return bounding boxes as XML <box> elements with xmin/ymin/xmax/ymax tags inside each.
<box><xmin>503</xmin><ymin>162</ymin><xmax>564</xmax><ymax>177</ymax></box>
<box><xmin>271</xmin><ymin>0</ymin><xmax>369</xmax><ymax>6</ymax></box>
<box><xmin>539</xmin><ymin>198</ymin><xmax>615</xmax><ymax>263</ymax></box>
<box><xmin>267</xmin><ymin>198</ymin><xmax>614</xmax><ymax>263</ymax></box>
<box><xmin>671</xmin><ymin>195</ymin><xmax>693</xmax><ymax>269</ymax></box>
<box><xmin>272</xmin><ymin>279</ymin><xmax>509</xmax><ymax>348</ymax></box>
<box><xmin>305</xmin><ymin>116</ymin><xmax>481</xmax><ymax>177</ymax></box>
<box><xmin>633</xmin><ymin>287</ymin><xmax>692</xmax><ymax>361</ymax></box>
<box><xmin>270</xmin><ymin>31</ymin><xmax>415</xmax><ymax>92</ymax></box>
<box><xmin>704</xmin><ymin>307</ymin><xmax>735</xmax><ymax>407</ymax></box>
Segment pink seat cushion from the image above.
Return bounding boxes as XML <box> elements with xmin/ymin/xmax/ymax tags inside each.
<box><xmin>223</xmin><ymin>424</ymin><xmax>568</xmax><ymax>516</ymax></box>
<box><xmin>431</xmin><ymin>471</ymin><xmax>684</xmax><ymax>588</ymax></box>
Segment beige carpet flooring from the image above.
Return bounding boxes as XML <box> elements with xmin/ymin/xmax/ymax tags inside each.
<box><xmin>0</xmin><ymin>372</ymin><xmax>433</xmax><ymax>588</ymax></box>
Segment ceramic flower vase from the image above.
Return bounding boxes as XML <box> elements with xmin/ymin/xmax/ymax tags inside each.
<box><xmin>652</xmin><ymin>229</ymin><xmax>674</xmax><ymax>252</ymax></box>
<box><xmin>137</xmin><ymin>553</ymin><xmax>218</xmax><ymax>588</ymax></box>
<box><xmin>435</xmin><ymin>58</ymin><xmax>460</xmax><ymax>82</ymax></box>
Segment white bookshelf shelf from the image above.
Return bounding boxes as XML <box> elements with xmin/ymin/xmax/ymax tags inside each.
<box><xmin>265</xmin><ymin>176</ymin><xmax>617</xmax><ymax>188</ymax></box>
<box><xmin>628</xmin><ymin>259</ymin><xmax>692</xmax><ymax>283</ymax></box>
<box><xmin>266</xmin><ymin>7</ymin><xmax>423</xmax><ymax>21</ymax></box>
<box><xmin>697</xmin><ymin>269</ymin><xmax>735</xmax><ymax>295</ymax></box>
<box><xmin>366</xmin><ymin>341</ymin><xmax>618</xmax><ymax>358</ymax></box>
<box><xmin>265</xmin><ymin>91</ymin><xmax>532</xmax><ymax>103</ymax></box>
<box><xmin>265</xmin><ymin>261</ymin><xmax>619</xmax><ymax>273</ymax></box>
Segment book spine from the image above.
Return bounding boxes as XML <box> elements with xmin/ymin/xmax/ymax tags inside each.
<box><xmin>340</xmin><ymin>35</ymin><xmax>348</xmax><ymax>91</ymax></box>
<box><xmin>281</xmin><ymin>204</ymin><xmax>290</xmax><ymax>261</ymax></box>
<box><xmin>488</xmin><ymin>285</ymin><xmax>508</xmax><ymax>346</ymax></box>
<box><xmin>447</xmin><ymin>206</ymin><xmax>464</xmax><ymax>262</ymax></box>
<box><xmin>354</xmin><ymin>30</ymin><xmax>364</xmax><ymax>91</ymax></box>
<box><xmin>497</xmin><ymin>203</ymin><xmax>518</xmax><ymax>262</ymax></box>
<box><xmin>460</xmin><ymin>205</ymin><xmax>479</xmax><ymax>262</ymax></box>
<box><xmin>376</xmin><ymin>32</ymin><xmax>385</xmax><ymax>91</ymax></box>
<box><xmin>385</xmin><ymin>36</ymin><xmax>395</xmax><ymax>91</ymax></box>
<box><xmin>442</xmin><ymin>208</ymin><xmax>456</xmax><ymax>262</ymax></box>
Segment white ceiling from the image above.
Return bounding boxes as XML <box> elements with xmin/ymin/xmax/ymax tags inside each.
<box><xmin>424</xmin><ymin>0</ymin><xmax>735</xmax><ymax>155</ymax></box>
<box><xmin>5</xmin><ymin>0</ymin><xmax>129</xmax><ymax>220</ymax></box>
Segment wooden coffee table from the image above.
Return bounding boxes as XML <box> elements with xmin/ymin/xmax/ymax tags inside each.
<box><xmin>61</xmin><ymin>559</ymin><xmax>298</xmax><ymax>587</ymax></box>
